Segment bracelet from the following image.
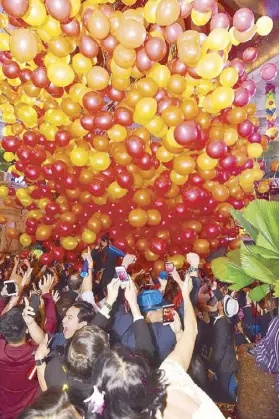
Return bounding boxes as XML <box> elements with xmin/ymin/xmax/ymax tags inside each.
<box><xmin>35</xmin><ymin>358</ymin><xmax>46</xmax><ymax>366</ymax></box>
<box><xmin>104</xmin><ymin>301</ymin><xmax>112</xmax><ymax>311</ymax></box>
<box><xmin>188</xmin><ymin>266</ymin><xmax>198</xmax><ymax>273</ymax></box>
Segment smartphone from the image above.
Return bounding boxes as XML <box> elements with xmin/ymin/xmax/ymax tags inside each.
<box><xmin>165</xmin><ymin>262</ymin><xmax>174</xmax><ymax>274</ymax></box>
<box><xmin>29</xmin><ymin>294</ymin><xmax>40</xmax><ymax>317</ymax></box>
<box><xmin>163</xmin><ymin>304</ymin><xmax>175</xmax><ymax>324</ymax></box>
<box><xmin>4</xmin><ymin>280</ymin><xmax>17</xmax><ymax>296</ymax></box>
<box><xmin>115</xmin><ymin>266</ymin><xmax>129</xmax><ymax>287</ymax></box>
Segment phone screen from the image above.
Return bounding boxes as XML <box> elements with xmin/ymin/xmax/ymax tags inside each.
<box><xmin>165</xmin><ymin>262</ymin><xmax>174</xmax><ymax>274</ymax></box>
<box><xmin>4</xmin><ymin>281</ymin><xmax>17</xmax><ymax>296</ymax></box>
<box><xmin>29</xmin><ymin>294</ymin><xmax>40</xmax><ymax>317</ymax></box>
<box><xmin>115</xmin><ymin>266</ymin><xmax>129</xmax><ymax>285</ymax></box>
<box><xmin>163</xmin><ymin>304</ymin><xmax>175</xmax><ymax>324</ymax></box>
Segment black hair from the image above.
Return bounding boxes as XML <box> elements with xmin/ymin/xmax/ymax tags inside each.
<box><xmin>68</xmin><ymin>274</ymin><xmax>83</xmax><ymax>291</ymax></box>
<box><xmin>0</xmin><ymin>306</ymin><xmax>26</xmax><ymax>343</ymax></box>
<box><xmin>56</xmin><ymin>292</ymin><xmax>77</xmax><ymax>325</ymax></box>
<box><xmin>65</xmin><ymin>325</ymin><xmax>109</xmax><ymax>381</ymax></box>
<box><xmin>18</xmin><ymin>388</ymin><xmax>83</xmax><ymax>419</ymax></box>
<box><xmin>72</xmin><ymin>301</ymin><xmax>96</xmax><ymax>324</ymax></box>
<box><xmin>85</xmin><ymin>345</ymin><xmax>167</xmax><ymax>419</ymax></box>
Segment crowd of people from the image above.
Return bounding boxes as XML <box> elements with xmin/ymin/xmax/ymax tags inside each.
<box><xmin>0</xmin><ymin>234</ymin><xmax>278</xmax><ymax>419</ymax></box>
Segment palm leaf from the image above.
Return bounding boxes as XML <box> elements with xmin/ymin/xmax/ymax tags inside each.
<box><xmin>249</xmin><ymin>284</ymin><xmax>270</xmax><ymax>302</ymax></box>
<box><xmin>240</xmin><ymin>251</ymin><xmax>275</xmax><ymax>285</ymax></box>
<box><xmin>227</xmin><ymin>249</ymin><xmax>241</xmax><ymax>265</ymax></box>
<box><xmin>226</xmin><ymin>263</ymin><xmax>254</xmax><ymax>284</ymax></box>
<box><xmin>230</xmin><ymin>208</ymin><xmax>258</xmax><ymax>241</ymax></box>
<box><xmin>211</xmin><ymin>257</ymin><xmax>234</xmax><ymax>282</ymax></box>
<box><xmin>242</xmin><ymin>244</ymin><xmax>278</xmax><ymax>259</ymax></box>
<box><xmin>243</xmin><ymin>200</ymin><xmax>279</xmax><ymax>253</ymax></box>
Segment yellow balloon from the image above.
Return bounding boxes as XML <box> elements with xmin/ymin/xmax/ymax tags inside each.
<box><xmin>10</xmin><ymin>29</ymin><xmax>38</xmax><ymax>63</ymax></box>
<box><xmin>197</xmin><ymin>152</ymin><xmax>218</xmax><ymax>171</ymax></box>
<box><xmin>220</xmin><ymin>67</ymin><xmax>239</xmax><ymax>87</ymax></box>
<box><xmin>20</xmin><ymin>233</ymin><xmax>32</xmax><ymax>247</ymax></box>
<box><xmin>70</xmin><ymin>147</ymin><xmax>89</xmax><ymax>166</ymax></box>
<box><xmin>72</xmin><ymin>53</ymin><xmax>93</xmax><ymax>76</ymax></box>
<box><xmin>108</xmin><ymin>124</ymin><xmax>127</xmax><ymax>142</ymax></box>
<box><xmin>149</xmin><ymin>64</ymin><xmax>171</xmax><ymax>88</ymax></box>
<box><xmin>134</xmin><ymin>98</ymin><xmax>157</xmax><ymax>124</ymax></box>
<box><xmin>82</xmin><ymin>229</ymin><xmax>96</xmax><ymax>244</ymax></box>
<box><xmin>128</xmin><ymin>208</ymin><xmax>148</xmax><ymax>228</ymax></box>
<box><xmin>224</xmin><ymin>127</ymin><xmax>238</xmax><ymax>146</ymax></box>
<box><xmin>144</xmin><ymin>0</ymin><xmax>159</xmax><ymax>23</ymax></box>
<box><xmin>145</xmin><ymin>116</ymin><xmax>166</xmax><ymax>136</ymax></box>
<box><xmin>107</xmin><ymin>181</ymin><xmax>128</xmax><ymax>200</ymax></box>
<box><xmin>191</xmin><ymin>9</ymin><xmax>212</xmax><ymax>26</ymax></box>
<box><xmin>207</xmin><ymin>28</ymin><xmax>230</xmax><ymax>50</ymax></box>
<box><xmin>167</xmin><ymin>254</ymin><xmax>185</xmax><ymax>269</ymax></box>
<box><xmin>165</xmin><ymin>127</ymin><xmax>183</xmax><ymax>149</ymax></box>
<box><xmin>247</xmin><ymin>143</ymin><xmax>263</xmax><ymax>158</ymax></box>
<box><xmin>47</xmin><ymin>62</ymin><xmax>75</xmax><ymax>87</ymax></box>
<box><xmin>17</xmin><ymin>105</ymin><xmax>38</xmax><ymax>128</ymax></box>
<box><xmin>0</xmin><ymin>185</ymin><xmax>8</xmax><ymax>197</ymax></box>
<box><xmin>44</xmin><ymin>109</ymin><xmax>69</xmax><ymax>126</ymax></box>
<box><xmin>61</xmin><ymin>236</ymin><xmax>78</xmax><ymax>250</ymax></box>
<box><xmin>89</xmin><ymin>152</ymin><xmax>111</xmax><ymax>171</ymax></box>
<box><xmin>211</xmin><ymin>86</ymin><xmax>234</xmax><ymax>110</ymax></box>
<box><xmin>87</xmin><ymin>66</ymin><xmax>110</xmax><ymax>91</ymax></box>
<box><xmin>196</xmin><ymin>53</ymin><xmax>224</xmax><ymax>80</ymax></box>
<box><xmin>256</xmin><ymin>16</ymin><xmax>273</xmax><ymax>36</ymax></box>
<box><xmin>0</xmin><ymin>33</ymin><xmax>9</xmax><ymax>51</ymax></box>
<box><xmin>23</xmin><ymin>0</ymin><xmax>47</xmax><ymax>26</ymax></box>
<box><xmin>156</xmin><ymin>146</ymin><xmax>174</xmax><ymax>163</ymax></box>
<box><xmin>3</xmin><ymin>152</ymin><xmax>15</xmax><ymax>162</ymax></box>
<box><xmin>170</xmin><ymin>170</ymin><xmax>188</xmax><ymax>185</ymax></box>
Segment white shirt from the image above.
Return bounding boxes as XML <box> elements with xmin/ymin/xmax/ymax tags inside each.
<box><xmin>156</xmin><ymin>359</ymin><xmax>225</xmax><ymax>419</ymax></box>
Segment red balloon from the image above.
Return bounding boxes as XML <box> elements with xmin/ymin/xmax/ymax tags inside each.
<box><xmin>2</xmin><ymin>136</ymin><xmax>19</xmax><ymax>152</ymax></box>
<box><xmin>238</xmin><ymin>120</ymin><xmax>254</xmax><ymax>137</ymax></box>
<box><xmin>39</xmin><ymin>252</ymin><xmax>54</xmax><ymax>266</ymax></box>
<box><xmin>88</xmin><ymin>179</ymin><xmax>106</xmax><ymax>196</ymax></box>
<box><xmin>45</xmin><ymin>202</ymin><xmax>60</xmax><ymax>216</ymax></box>
<box><xmin>32</xmin><ymin>67</ymin><xmax>49</xmax><ymax>88</ymax></box>
<box><xmin>41</xmin><ymin>164</ymin><xmax>53</xmax><ymax>180</ymax></box>
<box><xmin>136</xmin><ymin>153</ymin><xmax>153</xmax><ymax>170</ymax></box>
<box><xmin>174</xmin><ymin>121</ymin><xmax>198</xmax><ymax>147</ymax></box>
<box><xmin>219</xmin><ymin>155</ymin><xmax>237</xmax><ymax>171</ymax></box>
<box><xmin>23</xmin><ymin>131</ymin><xmax>38</xmax><ymax>147</ymax></box>
<box><xmin>24</xmin><ymin>165</ymin><xmax>41</xmax><ymax>180</ymax></box>
<box><xmin>150</xmin><ymin>237</ymin><xmax>167</xmax><ymax>255</ymax></box>
<box><xmin>182</xmin><ymin>186</ymin><xmax>203</xmax><ymax>209</ymax></box>
<box><xmin>241</xmin><ymin>80</ymin><xmax>256</xmax><ymax>98</ymax></box>
<box><xmin>155</xmin><ymin>176</ymin><xmax>171</xmax><ymax>195</ymax></box>
<box><xmin>203</xmin><ymin>222</ymin><xmax>221</xmax><ymax>238</ymax></box>
<box><xmin>94</xmin><ymin>111</ymin><xmax>114</xmax><ymax>130</ymax></box>
<box><xmin>248</xmin><ymin>132</ymin><xmax>261</xmax><ymax>144</ymax></box>
<box><xmin>181</xmin><ymin>228</ymin><xmax>197</xmax><ymax>243</ymax></box>
<box><xmin>242</xmin><ymin>47</ymin><xmax>258</xmax><ymax>63</ymax></box>
<box><xmin>231</xmin><ymin>58</ymin><xmax>245</xmax><ymax>77</ymax></box>
<box><xmin>51</xmin><ymin>246</ymin><xmax>65</xmax><ymax>262</ymax></box>
<box><xmin>114</xmin><ymin>107</ymin><xmax>133</xmax><ymax>127</ymax></box>
<box><xmin>206</xmin><ymin>140</ymin><xmax>227</xmax><ymax>159</ymax></box>
<box><xmin>116</xmin><ymin>171</ymin><xmax>133</xmax><ymax>189</ymax></box>
<box><xmin>80</xmin><ymin>114</ymin><xmax>95</xmax><ymax>131</ymax></box>
<box><xmin>189</xmin><ymin>173</ymin><xmax>204</xmax><ymax>186</ymax></box>
<box><xmin>126</xmin><ymin>135</ymin><xmax>145</xmax><ymax>158</ymax></box>
<box><xmin>83</xmin><ymin>91</ymin><xmax>104</xmax><ymax>113</ymax></box>
<box><xmin>55</xmin><ymin>129</ymin><xmax>71</xmax><ymax>147</ymax></box>
<box><xmin>52</xmin><ymin>160</ymin><xmax>67</xmax><ymax>178</ymax></box>
<box><xmin>3</xmin><ymin>61</ymin><xmax>20</xmax><ymax>79</ymax></box>
<box><xmin>57</xmin><ymin>222</ymin><xmax>74</xmax><ymax>236</ymax></box>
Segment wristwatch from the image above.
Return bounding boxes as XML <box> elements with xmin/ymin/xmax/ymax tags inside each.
<box><xmin>35</xmin><ymin>358</ymin><xmax>46</xmax><ymax>366</ymax></box>
<box><xmin>188</xmin><ymin>266</ymin><xmax>198</xmax><ymax>273</ymax></box>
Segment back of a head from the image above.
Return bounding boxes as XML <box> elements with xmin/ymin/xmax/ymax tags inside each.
<box><xmin>68</xmin><ymin>273</ymin><xmax>83</xmax><ymax>291</ymax></box>
<box><xmin>85</xmin><ymin>345</ymin><xmax>167</xmax><ymax>419</ymax></box>
<box><xmin>65</xmin><ymin>325</ymin><xmax>109</xmax><ymax>381</ymax></box>
<box><xmin>0</xmin><ymin>306</ymin><xmax>26</xmax><ymax>343</ymax></box>
<box><xmin>18</xmin><ymin>388</ymin><xmax>81</xmax><ymax>419</ymax></box>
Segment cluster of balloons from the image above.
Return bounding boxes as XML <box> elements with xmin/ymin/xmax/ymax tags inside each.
<box><xmin>0</xmin><ymin>0</ymin><xmax>274</xmax><ymax>272</ymax></box>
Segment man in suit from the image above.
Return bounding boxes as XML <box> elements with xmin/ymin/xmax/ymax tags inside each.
<box><xmin>208</xmin><ymin>295</ymin><xmax>239</xmax><ymax>403</ymax></box>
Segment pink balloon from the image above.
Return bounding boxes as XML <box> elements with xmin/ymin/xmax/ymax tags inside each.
<box><xmin>243</xmin><ymin>47</ymin><xmax>258</xmax><ymax>63</ymax></box>
<box><xmin>233</xmin><ymin>87</ymin><xmax>250</xmax><ymax>107</ymax></box>
<box><xmin>178</xmin><ymin>0</ymin><xmax>193</xmax><ymax>17</ymax></box>
<box><xmin>241</xmin><ymin>80</ymin><xmax>256</xmax><ymax>98</ymax></box>
<box><xmin>233</xmin><ymin>8</ymin><xmax>254</xmax><ymax>32</ymax></box>
<box><xmin>210</xmin><ymin>13</ymin><xmax>230</xmax><ymax>31</ymax></box>
<box><xmin>193</xmin><ymin>0</ymin><xmax>216</xmax><ymax>13</ymax></box>
<box><xmin>260</xmin><ymin>63</ymin><xmax>278</xmax><ymax>81</ymax></box>
<box><xmin>238</xmin><ymin>120</ymin><xmax>254</xmax><ymax>137</ymax></box>
<box><xmin>231</xmin><ymin>58</ymin><xmax>245</xmax><ymax>77</ymax></box>
<box><xmin>165</xmin><ymin>23</ymin><xmax>183</xmax><ymax>44</ymax></box>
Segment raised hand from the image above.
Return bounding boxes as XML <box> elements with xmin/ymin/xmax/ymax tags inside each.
<box><xmin>106</xmin><ymin>277</ymin><xmax>121</xmax><ymax>305</ymax></box>
<box><xmin>39</xmin><ymin>274</ymin><xmax>54</xmax><ymax>295</ymax></box>
<box><xmin>82</xmin><ymin>246</ymin><xmax>93</xmax><ymax>269</ymax></box>
<box><xmin>122</xmin><ymin>254</ymin><xmax>137</xmax><ymax>269</ymax></box>
<box><xmin>22</xmin><ymin>297</ymin><xmax>36</xmax><ymax>325</ymax></box>
<box><xmin>186</xmin><ymin>252</ymin><xmax>200</xmax><ymax>269</ymax></box>
<box><xmin>52</xmin><ymin>289</ymin><xmax>60</xmax><ymax>304</ymax></box>
<box><xmin>124</xmin><ymin>278</ymin><xmax>138</xmax><ymax>309</ymax></box>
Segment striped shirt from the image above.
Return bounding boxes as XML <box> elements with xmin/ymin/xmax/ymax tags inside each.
<box><xmin>256</xmin><ymin>316</ymin><xmax>279</xmax><ymax>390</ymax></box>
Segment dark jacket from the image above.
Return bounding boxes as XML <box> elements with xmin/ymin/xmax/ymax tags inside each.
<box><xmin>209</xmin><ymin>316</ymin><xmax>238</xmax><ymax>375</ymax></box>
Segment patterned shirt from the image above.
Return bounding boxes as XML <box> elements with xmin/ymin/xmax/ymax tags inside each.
<box><xmin>256</xmin><ymin>316</ymin><xmax>279</xmax><ymax>390</ymax></box>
